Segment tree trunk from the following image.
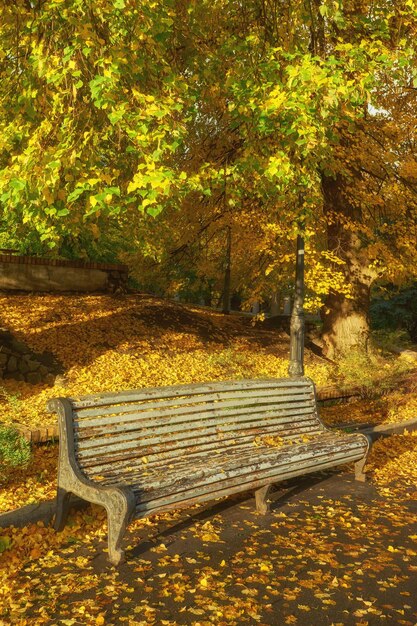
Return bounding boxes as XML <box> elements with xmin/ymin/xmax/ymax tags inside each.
<box><xmin>321</xmin><ymin>273</ymin><xmax>372</xmax><ymax>359</ymax></box>
<box><xmin>321</xmin><ymin>175</ymin><xmax>378</xmax><ymax>359</ymax></box>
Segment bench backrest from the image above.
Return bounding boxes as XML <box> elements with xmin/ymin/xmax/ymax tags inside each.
<box><xmin>56</xmin><ymin>377</ymin><xmax>323</xmax><ymax>480</ymax></box>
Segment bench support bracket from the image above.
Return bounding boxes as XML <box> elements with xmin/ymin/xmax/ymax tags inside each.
<box><xmin>255</xmin><ymin>484</ymin><xmax>274</xmax><ymax>514</ymax></box>
<box><xmin>105</xmin><ymin>487</ymin><xmax>136</xmax><ymax>566</ymax></box>
<box><xmin>354</xmin><ymin>456</ymin><xmax>368</xmax><ymax>482</ymax></box>
<box><xmin>354</xmin><ymin>435</ymin><xmax>372</xmax><ymax>482</ymax></box>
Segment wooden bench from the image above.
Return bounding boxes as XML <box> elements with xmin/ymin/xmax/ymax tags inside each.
<box><xmin>47</xmin><ymin>377</ymin><xmax>371</xmax><ymax>565</ymax></box>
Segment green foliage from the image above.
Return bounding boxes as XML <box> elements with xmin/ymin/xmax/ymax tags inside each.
<box><xmin>0</xmin><ymin>425</ymin><xmax>31</xmax><ymax>476</ymax></box>
<box><xmin>372</xmin><ymin>329</ymin><xmax>412</xmax><ymax>354</ymax></box>
<box><xmin>0</xmin><ymin>535</ymin><xmax>12</xmax><ymax>553</ymax></box>
<box><xmin>0</xmin><ymin>0</ymin><xmax>189</xmax><ymax>255</ymax></box>
<box><xmin>371</xmin><ymin>284</ymin><xmax>417</xmax><ymax>341</ymax></box>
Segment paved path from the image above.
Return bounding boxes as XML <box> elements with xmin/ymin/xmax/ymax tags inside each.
<box><xmin>10</xmin><ymin>469</ymin><xmax>417</xmax><ymax>625</ymax></box>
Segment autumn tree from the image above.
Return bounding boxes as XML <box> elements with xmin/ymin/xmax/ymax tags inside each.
<box><xmin>131</xmin><ymin>0</ymin><xmax>417</xmax><ymax>355</ymax></box>
<box><xmin>1</xmin><ymin>0</ymin><xmax>417</xmax><ymax>359</ymax></box>
<box><xmin>312</xmin><ymin>2</ymin><xmax>417</xmax><ymax>357</ymax></box>
<box><xmin>0</xmin><ymin>0</ymin><xmax>190</xmax><ymax>257</ymax></box>
<box><xmin>181</xmin><ymin>0</ymin><xmax>417</xmax><ymax>356</ymax></box>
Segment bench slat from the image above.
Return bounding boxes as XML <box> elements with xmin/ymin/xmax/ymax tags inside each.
<box><xmin>133</xmin><ymin>440</ymin><xmax>368</xmax><ymax>513</ymax></box>
<box><xmin>74</xmin><ymin>403</ymin><xmax>317</xmax><ymax>448</ymax></box>
<box><xmin>84</xmin><ymin>433</ymin><xmax>365</xmax><ymax>490</ymax></box>
<box><xmin>136</xmin><ymin>449</ymin><xmax>366</xmax><ymax>516</ymax></box>
<box><xmin>74</xmin><ymin>388</ymin><xmax>313</xmax><ymax>420</ymax></box>
<box><xmin>70</xmin><ymin>378</ymin><xmax>313</xmax><ymax>409</ymax></box>
<box><xmin>81</xmin><ymin>422</ymin><xmax>324</xmax><ymax>474</ymax></box>
<box><xmin>75</xmin><ymin>410</ymin><xmax>320</xmax><ymax>458</ymax></box>
<box><xmin>74</xmin><ymin>394</ymin><xmax>315</xmax><ymax>432</ymax></box>
<box><xmin>75</xmin><ymin>408</ymin><xmax>319</xmax><ymax>459</ymax></box>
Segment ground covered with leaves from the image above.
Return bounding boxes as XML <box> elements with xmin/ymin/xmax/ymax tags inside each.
<box><xmin>0</xmin><ymin>293</ymin><xmax>414</xmax><ymax>431</ymax></box>
<box><xmin>1</xmin><ymin>293</ymin><xmax>417</xmax><ymax>624</ymax></box>
<box><xmin>1</xmin><ymin>451</ymin><xmax>417</xmax><ymax>626</ymax></box>
<box><xmin>0</xmin><ymin>293</ymin><xmax>332</xmax><ymax>430</ymax></box>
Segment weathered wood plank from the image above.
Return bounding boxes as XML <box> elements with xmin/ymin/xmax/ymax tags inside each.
<box><xmin>86</xmin><ymin>433</ymin><xmax>367</xmax><ymax>489</ymax></box>
<box><xmin>134</xmin><ymin>448</ymin><xmax>367</xmax><ymax>514</ymax></box>
<box><xmin>80</xmin><ymin>423</ymin><xmax>326</xmax><ymax>473</ymax></box>
<box><xmin>75</xmin><ymin>388</ymin><xmax>314</xmax><ymax>420</ymax></box>
<box><xmin>75</xmin><ymin>411</ymin><xmax>320</xmax><ymax>459</ymax></box>
<box><xmin>70</xmin><ymin>377</ymin><xmax>313</xmax><ymax>409</ymax></box>
<box><xmin>75</xmin><ymin>396</ymin><xmax>315</xmax><ymax>430</ymax></box>
<box><xmin>74</xmin><ymin>405</ymin><xmax>317</xmax><ymax>448</ymax></box>
<box><xmin>75</xmin><ymin>407</ymin><xmax>318</xmax><ymax>447</ymax></box>
<box><xmin>87</xmin><ymin>434</ymin><xmax>367</xmax><ymax>491</ymax></box>
<box><xmin>74</xmin><ymin>404</ymin><xmax>317</xmax><ymax>441</ymax></box>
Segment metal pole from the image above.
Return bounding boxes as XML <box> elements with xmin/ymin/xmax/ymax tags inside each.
<box><xmin>222</xmin><ymin>225</ymin><xmax>231</xmax><ymax>314</ymax></box>
<box><xmin>288</xmin><ymin>233</ymin><xmax>305</xmax><ymax>377</ymax></box>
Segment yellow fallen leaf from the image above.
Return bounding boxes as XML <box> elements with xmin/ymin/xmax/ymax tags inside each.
<box><xmin>259</xmin><ymin>562</ymin><xmax>272</xmax><ymax>572</ymax></box>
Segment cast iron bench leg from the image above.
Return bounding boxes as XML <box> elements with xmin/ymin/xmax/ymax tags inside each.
<box><xmin>54</xmin><ymin>487</ymin><xmax>72</xmax><ymax>531</ymax></box>
<box><xmin>354</xmin><ymin>456</ymin><xmax>368</xmax><ymax>482</ymax></box>
<box><xmin>105</xmin><ymin>489</ymin><xmax>136</xmax><ymax>566</ymax></box>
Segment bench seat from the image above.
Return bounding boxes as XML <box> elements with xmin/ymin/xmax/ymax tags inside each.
<box><xmin>48</xmin><ymin>377</ymin><xmax>370</xmax><ymax>564</ymax></box>
<box><xmin>87</xmin><ymin>431</ymin><xmax>367</xmax><ymax>515</ymax></box>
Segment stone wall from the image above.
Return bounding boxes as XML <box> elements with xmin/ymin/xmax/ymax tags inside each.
<box><xmin>0</xmin><ymin>347</ymin><xmax>53</xmax><ymax>385</ymax></box>
<box><xmin>0</xmin><ymin>331</ymin><xmax>62</xmax><ymax>385</ymax></box>
<box><xmin>0</xmin><ymin>254</ymin><xmax>128</xmax><ymax>293</ymax></box>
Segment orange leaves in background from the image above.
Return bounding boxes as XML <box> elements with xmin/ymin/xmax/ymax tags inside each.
<box><xmin>0</xmin><ymin>293</ymin><xmax>331</xmax><ymax>430</ymax></box>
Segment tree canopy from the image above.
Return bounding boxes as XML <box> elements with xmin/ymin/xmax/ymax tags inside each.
<box><xmin>1</xmin><ymin>0</ymin><xmax>417</xmax><ymax>353</ymax></box>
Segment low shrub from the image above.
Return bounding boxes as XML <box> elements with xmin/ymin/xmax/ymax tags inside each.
<box><xmin>0</xmin><ymin>425</ymin><xmax>31</xmax><ymax>478</ymax></box>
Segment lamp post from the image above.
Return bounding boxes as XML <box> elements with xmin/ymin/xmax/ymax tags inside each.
<box><xmin>288</xmin><ymin>233</ymin><xmax>305</xmax><ymax>377</ymax></box>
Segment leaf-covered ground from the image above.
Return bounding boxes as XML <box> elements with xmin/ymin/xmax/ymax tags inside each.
<box><xmin>320</xmin><ymin>393</ymin><xmax>417</xmax><ymax>428</ymax></box>
<box><xmin>0</xmin><ymin>293</ymin><xmax>414</xmax><ymax>431</ymax></box>
<box><xmin>0</xmin><ymin>293</ymin><xmax>331</xmax><ymax>430</ymax></box>
<box><xmin>1</xmin><ymin>293</ymin><xmax>417</xmax><ymax>624</ymax></box>
<box><xmin>1</xmin><ymin>454</ymin><xmax>417</xmax><ymax>626</ymax></box>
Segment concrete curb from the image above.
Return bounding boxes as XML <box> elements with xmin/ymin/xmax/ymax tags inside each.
<box><xmin>0</xmin><ymin>500</ymin><xmax>56</xmax><ymax>528</ymax></box>
<box><xmin>331</xmin><ymin>417</ymin><xmax>417</xmax><ymax>441</ymax></box>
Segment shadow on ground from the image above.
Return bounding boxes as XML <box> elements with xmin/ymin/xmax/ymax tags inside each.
<box><xmin>8</xmin><ymin>468</ymin><xmax>417</xmax><ymax>625</ymax></box>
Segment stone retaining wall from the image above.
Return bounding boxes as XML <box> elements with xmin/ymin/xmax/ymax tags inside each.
<box><xmin>0</xmin><ymin>346</ymin><xmax>54</xmax><ymax>385</ymax></box>
<box><xmin>0</xmin><ymin>331</ymin><xmax>61</xmax><ymax>385</ymax></box>
<box><xmin>0</xmin><ymin>254</ymin><xmax>128</xmax><ymax>293</ymax></box>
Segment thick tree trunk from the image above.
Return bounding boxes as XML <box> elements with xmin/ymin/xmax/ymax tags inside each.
<box><xmin>321</xmin><ymin>273</ymin><xmax>372</xmax><ymax>359</ymax></box>
<box><xmin>321</xmin><ymin>175</ymin><xmax>378</xmax><ymax>359</ymax></box>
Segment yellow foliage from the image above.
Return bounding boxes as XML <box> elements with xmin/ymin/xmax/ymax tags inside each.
<box><xmin>0</xmin><ymin>294</ymin><xmax>330</xmax><ymax>431</ymax></box>
<box><xmin>367</xmin><ymin>432</ymin><xmax>417</xmax><ymax>495</ymax></box>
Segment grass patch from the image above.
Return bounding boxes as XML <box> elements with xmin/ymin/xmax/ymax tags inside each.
<box><xmin>0</xmin><ymin>425</ymin><xmax>31</xmax><ymax>478</ymax></box>
<box><xmin>334</xmin><ymin>346</ymin><xmax>414</xmax><ymax>399</ymax></box>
